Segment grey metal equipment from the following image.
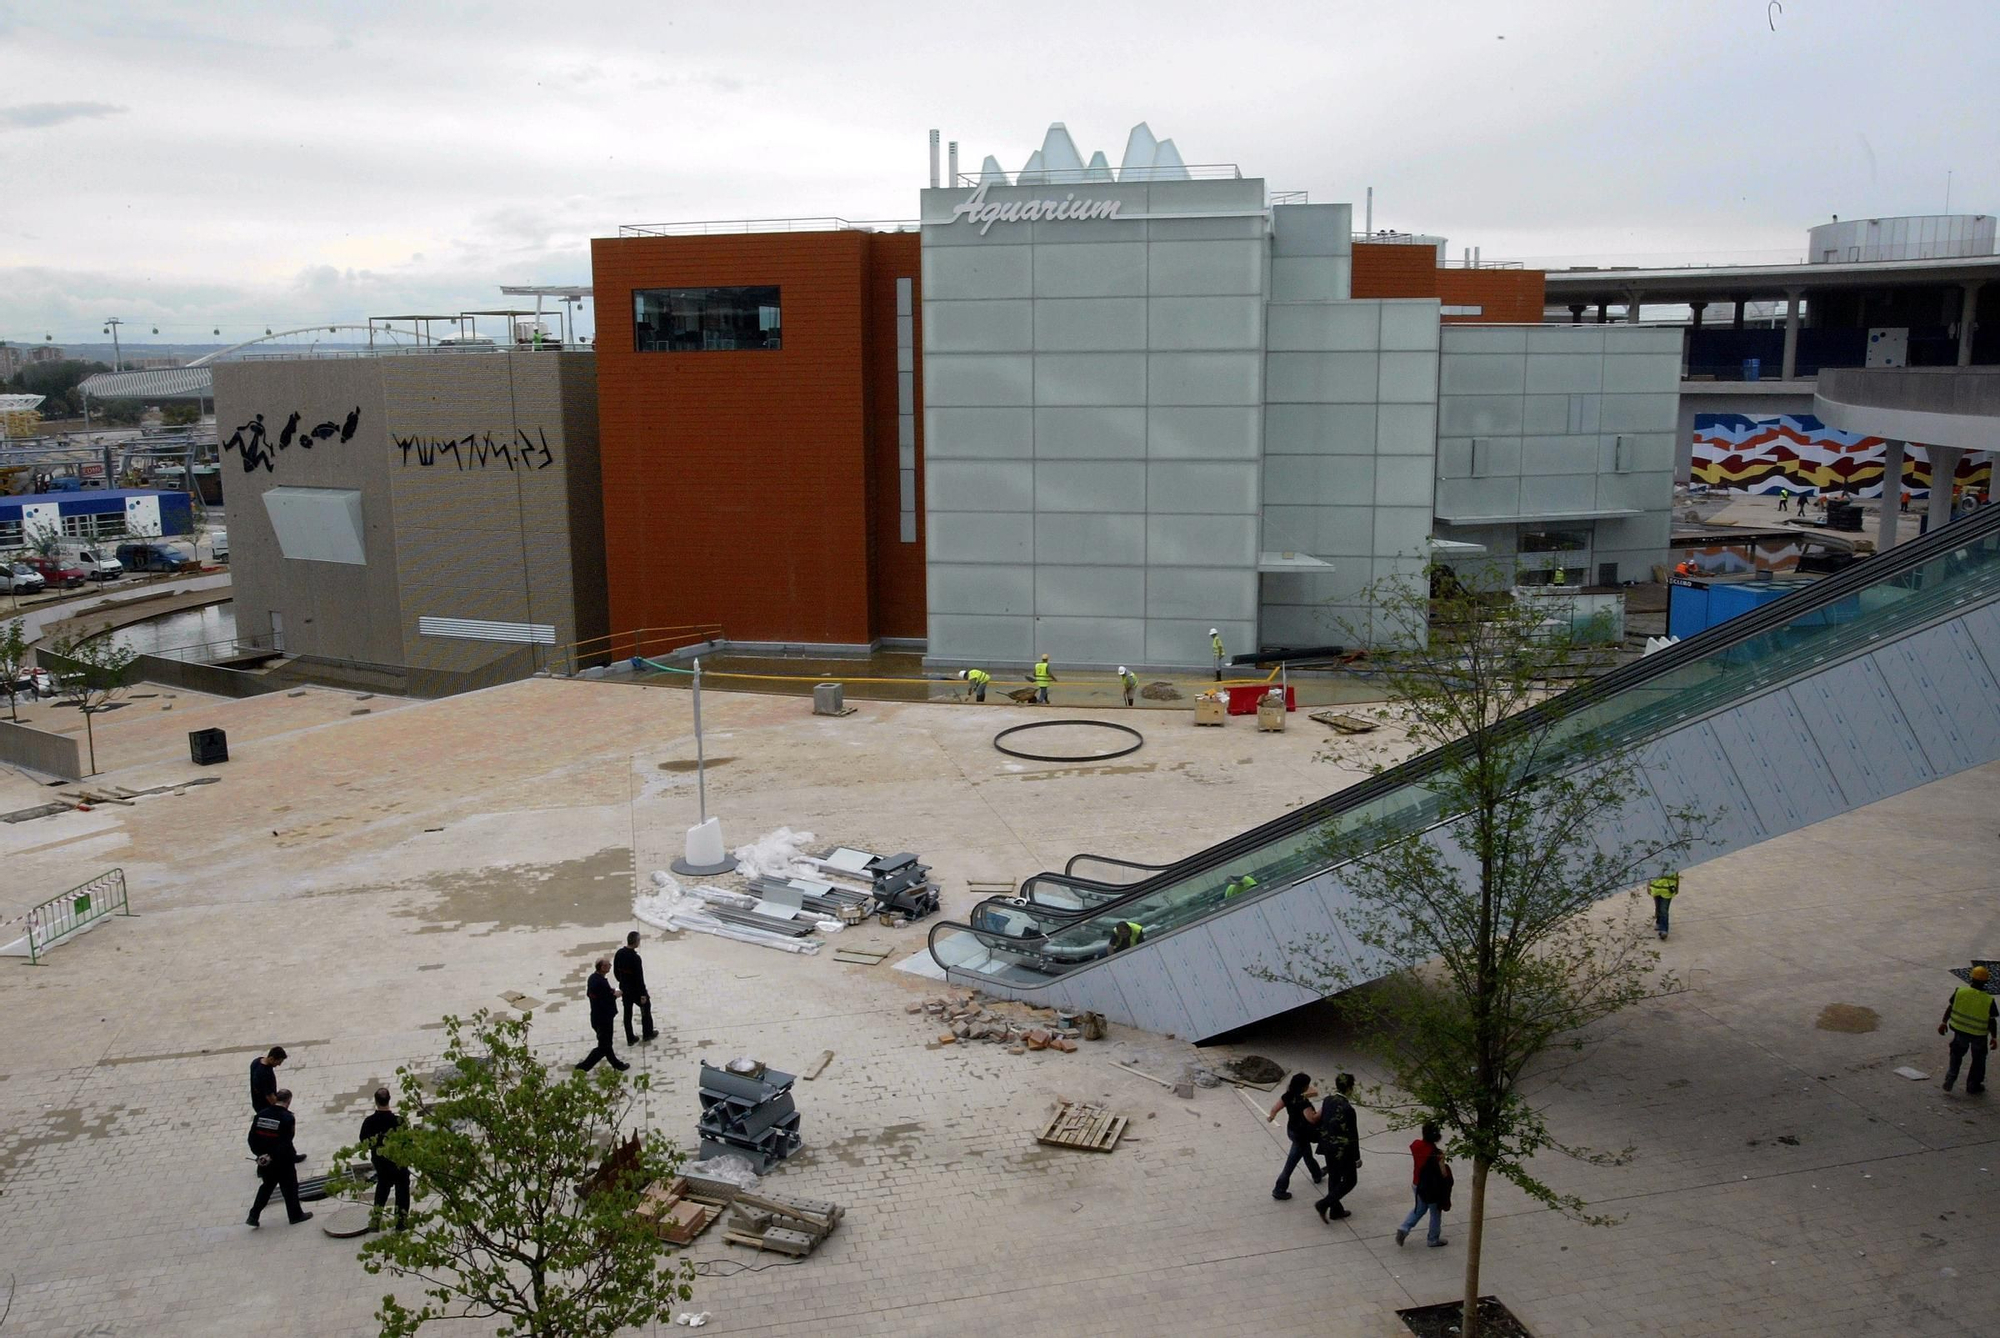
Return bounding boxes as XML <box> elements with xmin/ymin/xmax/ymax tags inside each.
<box><xmin>869</xmin><ymin>852</ymin><xmax>940</xmax><ymax>921</ymax></box>
<box><xmin>697</xmin><ymin>1059</ymin><xmax>802</xmax><ymax>1174</ymax></box>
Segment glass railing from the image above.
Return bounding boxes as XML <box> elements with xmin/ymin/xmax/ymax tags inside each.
<box><xmin>929</xmin><ymin>507</ymin><xmax>2000</xmax><ymax>987</ymax></box>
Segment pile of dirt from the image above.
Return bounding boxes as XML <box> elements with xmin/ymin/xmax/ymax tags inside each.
<box><xmin>1140</xmin><ymin>681</ymin><xmax>1183</xmax><ymax>701</ymax></box>
<box><xmin>1222</xmin><ymin>1055</ymin><xmax>1285</xmax><ymax>1085</ymax></box>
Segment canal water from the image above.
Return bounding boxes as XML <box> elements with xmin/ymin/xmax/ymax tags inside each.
<box><xmin>105</xmin><ymin>602</ymin><xmax>238</xmax><ymax>660</ymax></box>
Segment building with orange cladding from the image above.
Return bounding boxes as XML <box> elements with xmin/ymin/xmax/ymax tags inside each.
<box><xmin>1352</xmin><ymin>237</ymin><xmax>1548</xmax><ymax>323</ymax></box>
<box><xmin>590</xmin><ymin>225</ymin><xmax>924</xmax><ymax>651</ymax></box>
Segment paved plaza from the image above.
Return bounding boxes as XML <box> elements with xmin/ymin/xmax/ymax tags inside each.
<box><xmin>1</xmin><ymin>676</ymin><xmax>1995</xmax><ymax>1337</ymax></box>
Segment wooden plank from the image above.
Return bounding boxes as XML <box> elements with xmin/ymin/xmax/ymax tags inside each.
<box><xmin>801</xmin><ymin>1049</ymin><xmax>834</xmax><ymax>1081</ymax></box>
<box><xmin>1100</xmin><ymin>1116</ymin><xmax>1128</xmax><ymax>1150</ymax></box>
<box><xmin>1110</xmin><ymin>1061</ymin><xmax>1176</xmax><ymax>1089</ymax></box>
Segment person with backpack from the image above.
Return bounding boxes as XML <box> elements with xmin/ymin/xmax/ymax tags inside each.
<box><xmin>1313</xmin><ymin>1072</ymin><xmax>1361</xmax><ymax>1222</ymax></box>
<box><xmin>1395</xmin><ymin>1121</ymin><xmax>1452</xmax><ymax>1247</ymax></box>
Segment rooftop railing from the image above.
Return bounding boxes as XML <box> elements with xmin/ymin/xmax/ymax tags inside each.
<box><xmin>618</xmin><ymin>218</ymin><xmax>917</xmax><ymax>237</ymax></box>
<box><xmin>950</xmin><ymin>163</ymin><xmax>1244</xmax><ymax>187</ymax></box>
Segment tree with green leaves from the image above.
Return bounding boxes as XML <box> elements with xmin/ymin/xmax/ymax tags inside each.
<box><xmin>161</xmin><ymin>403</ymin><xmax>202</xmax><ymax>427</ymax></box>
<box><xmin>47</xmin><ymin>628</ymin><xmax>138</xmax><ymax>774</ymax></box>
<box><xmin>334</xmin><ymin>1010</ymin><xmax>695</xmax><ymax>1338</ymax></box>
<box><xmin>22</xmin><ymin>520</ymin><xmax>64</xmax><ymax>559</ymax></box>
<box><xmin>1260</xmin><ymin>562</ymin><xmax>1700</xmax><ymax>1338</ymax></box>
<box><xmin>0</xmin><ymin>617</ymin><xmax>30</xmax><ymax>722</ymax></box>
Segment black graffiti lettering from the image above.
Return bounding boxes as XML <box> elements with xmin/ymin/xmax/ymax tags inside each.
<box><xmin>529</xmin><ymin>427</ymin><xmax>554</xmax><ymax>469</ymax></box>
<box><xmin>393</xmin><ymin>427</ymin><xmax>557</xmax><ymax>471</ymax></box>
<box><xmin>221</xmin><ymin>414</ymin><xmax>272</xmax><ymax>472</ymax></box>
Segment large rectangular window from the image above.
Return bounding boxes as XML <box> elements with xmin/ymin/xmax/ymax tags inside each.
<box><xmin>633</xmin><ymin>286</ymin><xmax>781</xmax><ymax>351</ymax></box>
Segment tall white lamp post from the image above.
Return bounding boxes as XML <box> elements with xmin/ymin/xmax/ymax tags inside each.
<box><xmin>670</xmin><ymin>657</ymin><xmax>738</xmax><ymax>876</ymax></box>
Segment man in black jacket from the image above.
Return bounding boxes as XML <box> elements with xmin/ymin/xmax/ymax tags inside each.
<box><xmin>613</xmin><ymin>931</ymin><xmax>658</xmax><ymax>1045</ymax></box>
<box><xmin>574</xmin><ymin>957</ymin><xmax>629</xmax><ymax>1073</ymax></box>
<box><xmin>1314</xmin><ymin>1073</ymin><xmax>1362</xmax><ymax>1223</ymax></box>
<box><xmin>249</xmin><ymin>1045</ymin><xmax>286</xmax><ymax>1112</ymax></box>
<box><xmin>245</xmin><ymin>1090</ymin><xmax>312</xmax><ymax>1227</ymax></box>
<box><xmin>359</xmin><ymin>1086</ymin><xmax>410</xmax><ymax>1231</ymax></box>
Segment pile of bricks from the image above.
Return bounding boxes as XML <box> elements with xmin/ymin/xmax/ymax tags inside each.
<box><xmin>908</xmin><ymin>992</ymin><xmax>1084</xmax><ymax>1054</ymax></box>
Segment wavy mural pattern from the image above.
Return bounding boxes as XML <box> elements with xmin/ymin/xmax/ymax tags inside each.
<box><xmin>1691</xmin><ymin>413</ymin><xmax>1993</xmax><ymax>497</ymax></box>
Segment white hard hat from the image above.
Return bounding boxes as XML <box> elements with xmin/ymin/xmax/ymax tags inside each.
<box><xmin>1209</xmin><ymin>627</ymin><xmax>1219</xmax><ymax>635</ymax></box>
<box><xmin>958</xmin><ymin>669</ymin><xmax>968</xmax><ymax>679</ymax></box>
<box><xmin>1117</xmin><ymin>666</ymin><xmax>1128</xmax><ymax>675</ymax></box>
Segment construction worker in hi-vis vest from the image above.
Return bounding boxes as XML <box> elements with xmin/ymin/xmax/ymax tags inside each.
<box><xmin>1648</xmin><ymin>872</ymin><xmax>1679</xmax><ymax>941</ymax></box>
<box><xmin>1031</xmin><ymin>655</ymin><xmax>1055</xmax><ymax>704</ymax></box>
<box><xmin>1210</xmin><ymin>628</ymin><xmax>1226</xmax><ymax>680</ymax></box>
<box><xmin>1940</xmin><ymin>965</ymin><xmax>1996</xmax><ymax>1094</ymax></box>
<box><xmin>1110</xmin><ymin>920</ymin><xmax>1144</xmax><ymax>953</ymax></box>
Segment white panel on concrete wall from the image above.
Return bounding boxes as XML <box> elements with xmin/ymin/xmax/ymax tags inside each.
<box><xmin>1146</xmin><ymin>513</ymin><xmax>1260</xmax><ymax>566</ymax></box>
<box><xmin>1149</xmin><ymin>352</ymin><xmax>1262</xmax><ymax>406</ymax></box>
<box><xmin>1517</xmin><ymin>473</ymin><xmax>1598</xmax><ymax>516</ymax></box>
<box><xmin>1036</xmin><ymin>565</ymin><xmax>1145</xmax><ymax>618</ymax></box>
<box><xmin>1375</xmin><ymin>403</ymin><xmax>1439</xmax><ymax>456</ymax></box>
<box><xmin>1522</xmin><ymin>395</ymin><xmax>1572</xmax><ymax>435</ymax></box>
<box><xmin>925</xmin><ymin>246</ymin><xmax>1033</xmax><ymax>300</ymax></box>
<box><xmin>1599</xmin><ymin>393</ymin><xmax>1678</xmax><ymax>433</ymax></box>
<box><xmin>1601</xmin><ymin>353</ymin><xmax>1683</xmax><ymax>394</ymax></box>
<box><xmin>1439</xmin><ymin>327</ymin><xmax>1529</xmax><ymax>354</ymax></box>
<box><xmin>1036</xmin><ymin>512</ymin><xmax>1146</xmax><ymax>565</ymax></box>
<box><xmin>1033</xmin><ymin>242</ymin><xmax>1147</xmax><ymax>298</ymax></box>
<box><xmin>1264</xmin><ymin>403</ymin><xmax>1377</xmax><ymax>455</ymax></box>
<box><xmin>1146</xmin><ymin>618</ymin><xmax>1254</xmax><ymax>665</ymax></box>
<box><xmin>927</xmin><ymin>512</ymin><xmax>1034</xmax><ymax>564</ymax></box>
<box><xmin>1147</xmin><ymin>240</ymin><xmax>1264</xmax><ymax>296</ymax></box>
<box><xmin>1148</xmin><ymin>406</ymin><xmax>1260</xmax><ymax>459</ymax></box>
<box><xmin>1439</xmin><ymin>395</ymin><xmax>1525</xmax><ymax>436</ymax></box>
<box><xmin>1378</xmin><ymin>301</ymin><xmax>1443</xmax><ymax>351</ymax></box>
<box><xmin>1270</xmin><ymin>204</ymin><xmax>1354</xmax><ymax>256</ymax></box>
<box><xmin>1261</xmin><ymin>506</ymin><xmax>1315</xmax><ymax>552</ymax></box>
<box><xmin>1269</xmin><ymin>257</ymin><xmax>1348</xmax><ymax>301</ymax></box>
<box><xmin>1035</xmin><ymin>461</ymin><xmax>1146</xmax><ymax>512</ymax></box>
<box><xmin>1261</xmin><ymin>454</ymin><xmax>1328</xmax><ymax>506</ymax></box>
<box><xmin>1526</xmin><ymin>325</ymin><xmax>1606</xmax><ymax>354</ymax></box>
<box><xmin>1523</xmin><ymin>353</ymin><xmax>1605</xmax><ymax>395</ymax></box>
<box><xmin>1033</xmin><ymin>353</ymin><xmax>1148</xmax><ymax>405</ymax></box>
<box><xmin>1521</xmin><ymin>436</ymin><xmax>1598</xmax><ymax>476</ymax></box>
<box><xmin>922</xmin><ymin>299</ymin><xmax>1032</xmax><ymax>352</ymax></box>
<box><xmin>1434</xmin><ymin>477</ymin><xmax>1520</xmax><ymax>518</ymax></box>
<box><xmin>1037</xmin><ymin>616</ymin><xmax>1145</xmax><ymax>665</ymax></box>
<box><xmin>1148</xmin><ymin>461</ymin><xmax>1259</xmax><ymax>514</ymax></box>
<box><xmin>927</xmin><ymin>614</ymin><xmax>1034</xmax><ymax>661</ymax></box>
<box><xmin>1266</xmin><ymin>352</ymin><xmax>1379</xmax><ymax>404</ymax></box>
<box><xmin>931</xmin><ymin>563</ymin><xmax>1033</xmax><ymax>615</ymax></box>
<box><xmin>1033</xmin><ymin>298</ymin><xmax>1146</xmax><ymax>350</ymax></box>
<box><xmin>1374</xmin><ymin>455</ymin><xmax>1436</xmax><ymax>508</ymax></box>
<box><xmin>926</xmin><ymin>354</ymin><xmax>1033</xmax><ymax>407</ymax></box>
<box><xmin>1267</xmin><ymin>303</ymin><xmax>1380</xmax><ymax>352</ymax></box>
<box><xmin>1876</xmin><ymin>620</ymin><xmax>2000</xmax><ymax>775</ymax></box>
<box><xmin>1373</xmin><ymin>507</ymin><xmax>1433</xmax><ymax>558</ymax></box>
<box><xmin>1440</xmin><ymin>353</ymin><xmax>1526</xmax><ymax>396</ymax></box>
<box><xmin>1147</xmin><ymin>568</ymin><xmax>1257</xmax><ymax>621</ymax></box>
<box><xmin>1317</xmin><ymin>454</ymin><xmax>1378</xmax><ymax>505</ymax></box>
<box><xmin>1034</xmin><ymin>406</ymin><xmax>1145</xmax><ymax>458</ymax></box>
<box><xmin>1314</xmin><ymin>506</ymin><xmax>1377</xmax><ymax>556</ymax></box>
<box><xmin>1148</xmin><ymin>296</ymin><xmax>1264</xmax><ymax>350</ymax></box>
<box><xmin>926</xmin><ymin>460</ymin><xmax>1033</xmax><ymax>511</ymax></box>
<box><xmin>1378</xmin><ymin>351</ymin><xmax>1441</xmax><ymax>404</ymax></box>
<box><xmin>262</xmin><ymin>487</ymin><xmax>367</xmax><ymax>565</ymax></box>
<box><xmin>925</xmin><ymin>407</ymin><xmax>1032</xmax><ymax>458</ymax></box>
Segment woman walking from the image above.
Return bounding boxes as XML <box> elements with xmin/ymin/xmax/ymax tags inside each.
<box><xmin>1265</xmin><ymin>1072</ymin><xmax>1324</xmax><ymax>1200</ymax></box>
<box><xmin>1395</xmin><ymin>1121</ymin><xmax>1452</xmax><ymax>1247</ymax></box>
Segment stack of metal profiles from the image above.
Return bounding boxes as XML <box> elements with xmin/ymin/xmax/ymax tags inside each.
<box><xmin>869</xmin><ymin>852</ymin><xmax>940</xmax><ymax>919</ymax></box>
<box><xmin>699</xmin><ymin>902</ymin><xmax>817</xmax><ymax>938</ymax></box>
<box><xmin>697</xmin><ymin>1059</ymin><xmax>802</xmax><ymax>1173</ymax></box>
<box><xmin>745</xmin><ymin>875</ymin><xmax>872</xmax><ymax>919</ymax></box>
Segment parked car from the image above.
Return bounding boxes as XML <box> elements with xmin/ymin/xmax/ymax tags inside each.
<box><xmin>1</xmin><ymin>562</ymin><xmax>46</xmax><ymax>595</ymax></box>
<box><xmin>114</xmin><ymin>542</ymin><xmax>200</xmax><ymax>574</ymax></box>
<box><xmin>23</xmin><ymin>555</ymin><xmax>89</xmax><ymax>589</ymax></box>
<box><xmin>7</xmin><ymin>667</ymin><xmax>55</xmax><ymax>699</ymax></box>
<box><xmin>210</xmin><ymin>529</ymin><xmax>229</xmax><ymax>563</ymax></box>
<box><xmin>71</xmin><ymin>548</ymin><xmax>125</xmax><ymax>581</ymax></box>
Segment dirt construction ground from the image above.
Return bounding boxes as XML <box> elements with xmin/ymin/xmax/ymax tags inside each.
<box><xmin>0</xmin><ymin>675</ymin><xmax>1995</xmax><ymax>1337</ymax></box>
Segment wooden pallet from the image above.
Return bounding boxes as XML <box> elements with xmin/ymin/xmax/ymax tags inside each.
<box><xmin>1309</xmin><ymin>710</ymin><xmax>1378</xmax><ymax>734</ymax></box>
<box><xmin>1036</xmin><ymin>1101</ymin><xmax>1127</xmax><ymax>1152</ymax></box>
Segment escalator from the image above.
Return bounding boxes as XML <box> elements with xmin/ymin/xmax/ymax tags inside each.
<box><xmin>929</xmin><ymin>503</ymin><xmax>2000</xmax><ymax>1039</ymax></box>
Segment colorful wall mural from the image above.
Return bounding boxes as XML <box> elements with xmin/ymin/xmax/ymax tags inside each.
<box><xmin>1691</xmin><ymin>413</ymin><xmax>1993</xmax><ymax>497</ymax></box>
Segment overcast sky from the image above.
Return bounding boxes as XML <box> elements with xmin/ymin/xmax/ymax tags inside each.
<box><xmin>2</xmin><ymin>0</ymin><xmax>1995</xmax><ymax>347</ymax></box>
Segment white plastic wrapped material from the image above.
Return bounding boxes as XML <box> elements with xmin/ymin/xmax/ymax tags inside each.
<box><xmin>692</xmin><ymin>1152</ymin><xmax>762</xmax><ymax>1190</ymax></box>
<box><xmin>730</xmin><ymin>826</ymin><xmax>820</xmax><ymax>880</ymax></box>
<box><xmin>636</xmin><ymin>876</ymin><xmax>821</xmax><ymax>955</ymax></box>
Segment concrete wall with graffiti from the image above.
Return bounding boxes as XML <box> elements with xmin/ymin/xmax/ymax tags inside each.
<box><xmin>212</xmin><ymin>353</ymin><xmax>606</xmax><ymax>696</ymax></box>
<box><xmin>1691</xmin><ymin>412</ymin><xmax>1994</xmax><ymax>498</ymax></box>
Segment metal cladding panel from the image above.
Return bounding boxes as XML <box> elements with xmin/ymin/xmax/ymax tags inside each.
<box><xmin>1142</xmin><ymin>928</ymin><xmax>1246</xmax><ymax>1039</ymax></box>
<box><xmin>1786</xmin><ymin>654</ymin><xmax>1937</xmax><ymax>806</ymax></box>
<box><xmin>1875</xmin><ymin>620</ymin><xmax>2000</xmax><ymax>775</ymax></box>
<box><xmin>1102</xmin><ymin>949</ymin><xmax>1200</xmax><ymax>1038</ymax></box>
<box><xmin>1634</xmin><ymin>721</ymin><xmax>1767</xmax><ymax>863</ymax></box>
<box><xmin>1705</xmin><ymin>688</ymin><xmax>1850</xmax><ymax>835</ymax></box>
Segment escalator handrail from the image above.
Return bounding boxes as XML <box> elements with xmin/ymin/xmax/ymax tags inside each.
<box><xmin>1063</xmin><ymin>853</ymin><xmax>1173</xmax><ymax>877</ymax></box>
<box><xmin>931</xmin><ymin>504</ymin><xmax>2000</xmax><ymax>960</ymax></box>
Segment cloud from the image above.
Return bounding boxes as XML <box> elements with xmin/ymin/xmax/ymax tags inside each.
<box><xmin>0</xmin><ymin>101</ymin><xmax>128</xmax><ymax>131</ymax></box>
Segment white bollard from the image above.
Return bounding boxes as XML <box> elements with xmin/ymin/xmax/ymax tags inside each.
<box><xmin>672</xmin><ymin>816</ymin><xmax>738</xmax><ymax>877</ymax></box>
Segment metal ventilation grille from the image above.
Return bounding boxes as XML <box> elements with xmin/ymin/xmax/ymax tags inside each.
<box><xmin>417</xmin><ymin>616</ymin><xmax>555</xmax><ymax>645</ymax></box>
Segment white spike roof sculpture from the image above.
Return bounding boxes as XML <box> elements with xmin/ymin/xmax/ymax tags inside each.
<box><xmin>965</xmin><ymin>122</ymin><xmax>1193</xmax><ymax>186</ymax></box>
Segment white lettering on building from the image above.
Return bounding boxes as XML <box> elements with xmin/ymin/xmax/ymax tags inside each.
<box><xmin>949</xmin><ymin>182</ymin><xmax>1123</xmax><ymax>236</ymax></box>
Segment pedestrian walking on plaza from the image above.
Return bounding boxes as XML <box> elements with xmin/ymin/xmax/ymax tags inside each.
<box><xmin>574</xmin><ymin>957</ymin><xmax>629</xmax><ymax>1073</ymax></box>
<box><xmin>614</xmin><ymin>930</ymin><xmax>658</xmax><ymax>1045</ymax></box>
<box><xmin>359</xmin><ymin>1087</ymin><xmax>410</xmax><ymax>1231</ymax></box>
<box><xmin>1777</xmin><ymin>491</ymin><xmax>1788</xmax><ymax>514</ymax></box>
<box><xmin>1210</xmin><ymin>628</ymin><xmax>1226</xmax><ymax>681</ymax></box>
<box><xmin>1649</xmin><ymin>871</ymin><xmax>1680</xmax><ymax>941</ymax></box>
<box><xmin>1031</xmin><ymin>654</ymin><xmax>1056</xmax><ymax>704</ymax></box>
<box><xmin>959</xmin><ymin>667</ymin><xmax>991</xmax><ymax>703</ymax></box>
<box><xmin>1265</xmin><ymin>1072</ymin><xmax>1324</xmax><ymax>1200</ymax></box>
<box><xmin>1313</xmin><ymin>1072</ymin><xmax>1362</xmax><ymax>1223</ymax></box>
<box><xmin>1395</xmin><ymin>1121</ymin><xmax>1451</xmax><ymax>1247</ymax></box>
<box><xmin>1940</xmin><ymin>965</ymin><xmax>1998</xmax><ymax>1095</ymax></box>
<box><xmin>249</xmin><ymin>1045</ymin><xmax>286</xmax><ymax>1112</ymax></box>
<box><xmin>245</xmin><ymin>1090</ymin><xmax>312</xmax><ymax>1227</ymax></box>
<box><xmin>1119</xmin><ymin>665</ymin><xmax>1137</xmax><ymax>707</ymax></box>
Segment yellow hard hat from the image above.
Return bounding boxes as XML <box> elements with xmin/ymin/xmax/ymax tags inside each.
<box><xmin>1973</xmin><ymin>966</ymin><xmax>1992</xmax><ymax>983</ymax></box>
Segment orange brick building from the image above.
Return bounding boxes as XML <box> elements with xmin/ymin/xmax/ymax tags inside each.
<box><xmin>1352</xmin><ymin>239</ymin><xmax>1546</xmax><ymax>323</ymax></box>
<box><xmin>589</xmin><ymin>227</ymin><xmax>924</xmax><ymax>649</ymax></box>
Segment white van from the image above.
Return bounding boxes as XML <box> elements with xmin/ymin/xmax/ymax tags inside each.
<box><xmin>210</xmin><ymin>529</ymin><xmax>229</xmax><ymax>563</ymax></box>
<box><xmin>70</xmin><ymin>547</ymin><xmax>124</xmax><ymax>581</ymax></box>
